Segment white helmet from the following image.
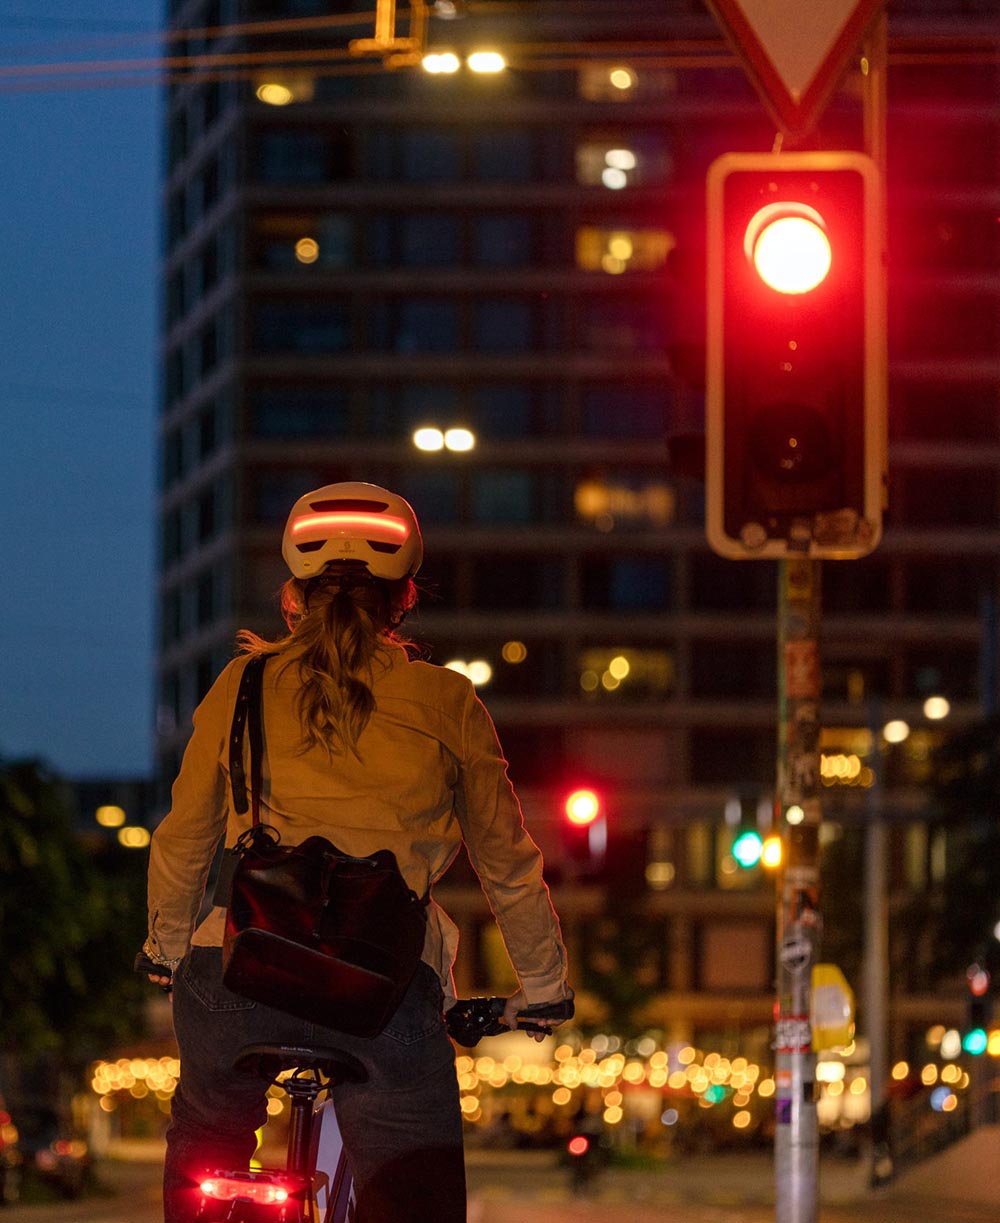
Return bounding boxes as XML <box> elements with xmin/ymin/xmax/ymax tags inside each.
<box><xmin>281</xmin><ymin>482</ymin><xmax>423</xmax><ymax>581</ymax></box>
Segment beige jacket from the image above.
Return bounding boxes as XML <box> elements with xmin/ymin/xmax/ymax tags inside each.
<box><xmin>146</xmin><ymin>645</ymin><xmax>569</xmax><ymax>1008</ymax></box>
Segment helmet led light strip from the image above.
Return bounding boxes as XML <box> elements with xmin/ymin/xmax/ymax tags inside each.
<box><xmin>291</xmin><ymin>512</ymin><xmax>410</xmax><ymax>540</ymax></box>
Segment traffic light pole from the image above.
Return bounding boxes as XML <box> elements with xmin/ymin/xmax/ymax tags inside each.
<box><xmin>775</xmin><ymin>557</ymin><xmax>823</xmax><ymax>1223</ymax></box>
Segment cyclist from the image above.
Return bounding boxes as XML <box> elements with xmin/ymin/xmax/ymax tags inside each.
<box><xmin>142</xmin><ymin>482</ymin><xmax>573</xmax><ymax>1223</ymax></box>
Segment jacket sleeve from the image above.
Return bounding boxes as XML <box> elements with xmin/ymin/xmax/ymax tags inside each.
<box><xmin>453</xmin><ymin>683</ymin><xmax>569</xmax><ymax>1004</ymax></box>
<box><xmin>145</xmin><ymin>662</ymin><xmax>235</xmax><ymax>966</ymax></box>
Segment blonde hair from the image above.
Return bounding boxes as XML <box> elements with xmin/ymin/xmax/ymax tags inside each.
<box><xmin>237</xmin><ymin>566</ymin><xmax>417</xmax><ymax>757</ymax></box>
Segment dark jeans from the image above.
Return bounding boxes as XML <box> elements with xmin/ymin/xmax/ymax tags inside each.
<box><xmin>165</xmin><ymin>948</ymin><xmax>465</xmax><ymax>1222</ymax></box>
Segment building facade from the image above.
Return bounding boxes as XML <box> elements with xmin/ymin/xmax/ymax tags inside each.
<box><xmin>157</xmin><ymin>0</ymin><xmax>1000</xmax><ymax>1058</ymax></box>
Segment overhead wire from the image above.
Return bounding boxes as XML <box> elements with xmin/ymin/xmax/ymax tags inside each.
<box><xmin>0</xmin><ymin>5</ymin><xmax>995</xmax><ymax>96</ymax></box>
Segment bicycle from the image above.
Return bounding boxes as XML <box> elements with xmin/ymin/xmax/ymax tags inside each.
<box><xmin>134</xmin><ymin>953</ymin><xmax>572</xmax><ymax>1222</ymax></box>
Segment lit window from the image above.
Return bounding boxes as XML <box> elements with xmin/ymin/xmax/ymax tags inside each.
<box><xmin>576</xmin><ymin>226</ymin><xmax>677</xmax><ymax>274</ymax></box>
<box><xmin>574</xmin><ymin>475</ymin><xmax>675</xmax><ymax>531</ymax></box>
<box><xmin>577</xmin><ymin>647</ymin><xmax>674</xmax><ymax>701</ymax></box>
<box><xmin>254</xmin><ymin>74</ymin><xmax>315</xmax><ymax>106</ymax></box>
<box><xmin>575</xmin><ymin>137</ymin><xmax>673</xmax><ymax>188</ymax></box>
<box><xmin>578</xmin><ymin>63</ymin><xmax>677</xmax><ymax>101</ymax></box>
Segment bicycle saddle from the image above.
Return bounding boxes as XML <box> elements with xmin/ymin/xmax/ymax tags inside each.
<box><xmin>235</xmin><ymin>1043</ymin><xmax>367</xmax><ymax>1085</ymax></box>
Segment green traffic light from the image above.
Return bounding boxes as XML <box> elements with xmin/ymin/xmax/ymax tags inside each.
<box><xmin>732</xmin><ymin>830</ymin><xmax>764</xmax><ymax>869</ymax></box>
<box><xmin>963</xmin><ymin>1028</ymin><xmax>988</xmax><ymax>1056</ymax></box>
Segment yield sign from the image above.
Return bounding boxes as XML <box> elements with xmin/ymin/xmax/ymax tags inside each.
<box><xmin>706</xmin><ymin>0</ymin><xmax>885</xmax><ymax>136</ymax></box>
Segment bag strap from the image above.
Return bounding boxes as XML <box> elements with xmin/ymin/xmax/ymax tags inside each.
<box><xmin>229</xmin><ymin>654</ymin><xmax>268</xmax><ymax>820</ymax></box>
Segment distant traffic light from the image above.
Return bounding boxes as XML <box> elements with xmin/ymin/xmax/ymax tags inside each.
<box><xmin>561</xmin><ymin>788</ymin><xmax>606</xmax><ymax>871</ymax></box>
<box><xmin>705</xmin><ymin>151</ymin><xmax>886</xmax><ymax>559</ymax></box>
<box><xmin>964</xmin><ymin>964</ymin><xmax>993</xmax><ymax>1055</ymax></box>
<box><xmin>732</xmin><ymin>828</ymin><xmax>764</xmax><ymax>869</ymax></box>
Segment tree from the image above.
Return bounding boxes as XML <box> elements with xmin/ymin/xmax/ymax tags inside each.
<box><xmin>0</xmin><ymin>759</ymin><xmax>149</xmax><ymax>1074</ymax></box>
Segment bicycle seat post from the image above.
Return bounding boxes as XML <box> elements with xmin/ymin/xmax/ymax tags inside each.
<box><xmin>285</xmin><ymin>1074</ymin><xmax>323</xmax><ymax>1178</ymax></box>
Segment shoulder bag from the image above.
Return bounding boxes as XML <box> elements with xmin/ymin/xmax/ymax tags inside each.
<box><xmin>213</xmin><ymin>654</ymin><xmax>429</xmax><ymax>1037</ymax></box>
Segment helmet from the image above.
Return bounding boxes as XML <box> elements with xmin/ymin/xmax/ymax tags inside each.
<box><xmin>281</xmin><ymin>482</ymin><xmax>423</xmax><ymax>581</ymax></box>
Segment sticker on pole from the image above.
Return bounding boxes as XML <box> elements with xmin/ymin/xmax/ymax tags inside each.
<box><xmin>775</xmin><ymin>1014</ymin><xmax>812</xmax><ymax>1053</ymax></box>
<box><xmin>780</xmin><ymin>934</ymin><xmax>812</xmax><ymax>974</ymax></box>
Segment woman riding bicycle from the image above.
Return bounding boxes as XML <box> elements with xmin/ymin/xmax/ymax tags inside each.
<box><xmin>143</xmin><ymin>482</ymin><xmax>573</xmax><ymax>1223</ymax></box>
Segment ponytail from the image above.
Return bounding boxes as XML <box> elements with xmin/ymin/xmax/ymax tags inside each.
<box><xmin>236</xmin><ymin>566</ymin><xmax>417</xmax><ymax>757</ymax></box>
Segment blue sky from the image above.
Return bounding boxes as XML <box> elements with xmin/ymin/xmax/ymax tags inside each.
<box><xmin>0</xmin><ymin>2</ymin><xmax>163</xmax><ymax>777</ymax></box>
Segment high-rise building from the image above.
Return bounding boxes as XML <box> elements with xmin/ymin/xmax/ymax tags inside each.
<box><xmin>158</xmin><ymin>0</ymin><xmax>999</xmax><ymax>1056</ymax></box>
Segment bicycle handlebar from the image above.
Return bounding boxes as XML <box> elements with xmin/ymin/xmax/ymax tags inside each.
<box><xmin>444</xmin><ymin>995</ymin><xmax>575</xmax><ymax>1046</ymax></box>
<box><xmin>133</xmin><ymin>952</ymin><xmax>574</xmax><ymax>1044</ymax></box>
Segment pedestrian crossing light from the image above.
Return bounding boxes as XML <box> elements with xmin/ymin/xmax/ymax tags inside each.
<box><xmin>706</xmin><ymin>151</ymin><xmax>886</xmax><ymax>559</ymax></box>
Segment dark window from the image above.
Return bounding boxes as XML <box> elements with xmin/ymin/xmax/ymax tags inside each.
<box><xmin>823</xmin><ymin>557</ymin><xmax>892</xmax><ymax>613</ymax></box>
<box><xmin>400</xmin><ymin>130</ymin><xmax>460</xmax><ymax>182</ymax></box>
<box><xmin>255</xmin><ymin>130</ymin><xmax>351</xmax><ymax>183</ymax></box>
<box><xmin>904</xmin><ymin>559</ymin><xmax>993</xmax><ymax>615</ymax></box>
<box><xmin>894</xmin><ymin>384</ymin><xmax>1000</xmax><ymax>443</ymax></box>
<box><xmin>395</xmin><ymin>470</ymin><xmax>461</xmax><ymax>523</ymax></box>
<box><xmin>689</xmin><ymin>728</ymin><xmax>774</xmax><ymax>786</ymax></box>
<box><xmin>393</xmin><ymin>300</ymin><xmax>459</xmax><ymax>352</ymax></box>
<box><xmin>251</xmin><ymin>385</ymin><xmax>352</xmax><ymax>438</ymax></box>
<box><xmin>401</xmin><ymin>214</ymin><xmax>460</xmax><ymax>266</ymax></box>
<box><xmin>474</xmin><ymin>129</ymin><xmax>535</xmax><ymax>181</ymax></box>
<box><xmin>474</xmin><ymin>216</ymin><xmax>534</xmax><ymax>266</ymax></box>
<box><xmin>899</xmin><ymin>468</ymin><xmax>997</xmax><ymax>528</ymax></box>
<box><xmin>471</xmin><ymin>470</ymin><xmax>533</xmax><ymax>524</ymax></box>
<box><xmin>475</xmin><ymin>300</ymin><xmax>534</xmax><ymax>351</ymax></box>
<box><xmin>474</xmin><ymin>385</ymin><xmax>562</xmax><ymax>437</ymax></box>
<box><xmin>581</xmin><ymin>297</ymin><xmax>668</xmax><ymax>352</ymax></box>
<box><xmin>893</xmin><ymin>290</ymin><xmax>1000</xmax><ymax>360</ymax></box>
<box><xmin>251</xmin><ymin>468</ymin><xmax>328</xmax><ymax>523</ymax></box>
<box><xmin>472</xmin><ymin>557</ymin><xmax>563</xmax><ymax>609</ymax></box>
<box><xmin>253</xmin><ymin>300</ymin><xmax>351</xmax><ymax>353</ymax></box>
<box><xmin>581</xmin><ymin>384</ymin><xmax>670</xmax><ymax>439</ymax></box>
<box><xmin>905</xmin><ymin>644</ymin><xmax>980</xmax><ymax>701</ymax></box>
<box><xmin>690</xmin><ymin>640</ymin><xmax>776</xmax><ymax>699</ymax></box>
<box><xmin>581</xmin><ymin>555</ymin><xmax>673</xmax><ymax>611</ymax></box>
<box><xmin>197</xmin><ymin>488</ymin><xmax>216</xmax><ymax>543</ymax></box>
<box><xmin>689</xmin><ymin>552</ymin><xmax>777</xmax><ymax>612</ymax></box>
<box><xmin>196</xmin><ymin>571</ymin><xmax>215</xmax><ymax>626</ymax></box>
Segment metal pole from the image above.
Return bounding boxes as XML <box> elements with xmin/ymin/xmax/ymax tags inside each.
<box><xmin>861</xmin><ymin>10</ymin><xmax>892</xmax><ymax>1188</ymax></box>
<box><xmin>864</xmin><ymin>702</ymin><xmax>891</xmax><ymax>1184</ymax></box>
<box><xmin>775</xmin><ymin>556</ymin><xmax>823</xmax><ymax>1223</ymax></box>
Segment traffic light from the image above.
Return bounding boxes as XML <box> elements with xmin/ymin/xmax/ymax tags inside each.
<box><xmin>705</xmin><ymin>151</ymin><xmax>886</xmax><ymax>559</ymax></box>
<box><xmin>732</xmin><ymin>828</ymin><xmax>764</xmax><ymax>869</ymax></box>
<box><xmin>963</xmin><ymin>964</ymin><xmax>992</xmax><ymax>1055</ymax></box>
<box><xmin>561</xmin><ymin>788</ymin><xmax>606</xmax><ymax>871</ymax></box>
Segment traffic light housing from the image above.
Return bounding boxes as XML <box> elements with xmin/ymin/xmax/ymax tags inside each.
<box><xmin>706</xmin><ymin>151</ymin><xmax>886</xmax><ymax>559</ymax></box>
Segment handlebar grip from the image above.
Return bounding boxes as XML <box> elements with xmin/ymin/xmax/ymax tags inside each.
<box><xmin>134</xmin><ymin>951</ymin><xmax>173</xmax><ymax>993</ymax></box>
<box><xmin>517</xmin><ymin>998</ymin><xmax>575</xmax><ymax>1023</ymax></box>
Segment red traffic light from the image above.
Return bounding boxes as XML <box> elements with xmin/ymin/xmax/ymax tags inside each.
<box><xmin>565</xmin><ymin>789</ymin><xmax>600</xmax><ymax>827</ymax></box>
<box><xmin>567</xmin><ymin>1135</ymin><xmax>590</xmax><ymax>1157</ymax></box>
<box><xmin>705</xmin><ymin>150</ymin><xmax>886</xmax><ymax>560</ymax></box>
<box><xmin>745</xmin><ymin>204</ymin><xmax>832</xmax><ymax>294</ymax></box>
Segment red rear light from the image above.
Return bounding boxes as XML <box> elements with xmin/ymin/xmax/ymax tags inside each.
<box><xmin>200</xmin><ymin>1175</ymin><xmax>290</xmax><ymax>1205</ymax></box>
<box><xmin>567</xmin><ymin>1135</ymin><xmax>590</xmax><ymax>1157</ymax></box>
